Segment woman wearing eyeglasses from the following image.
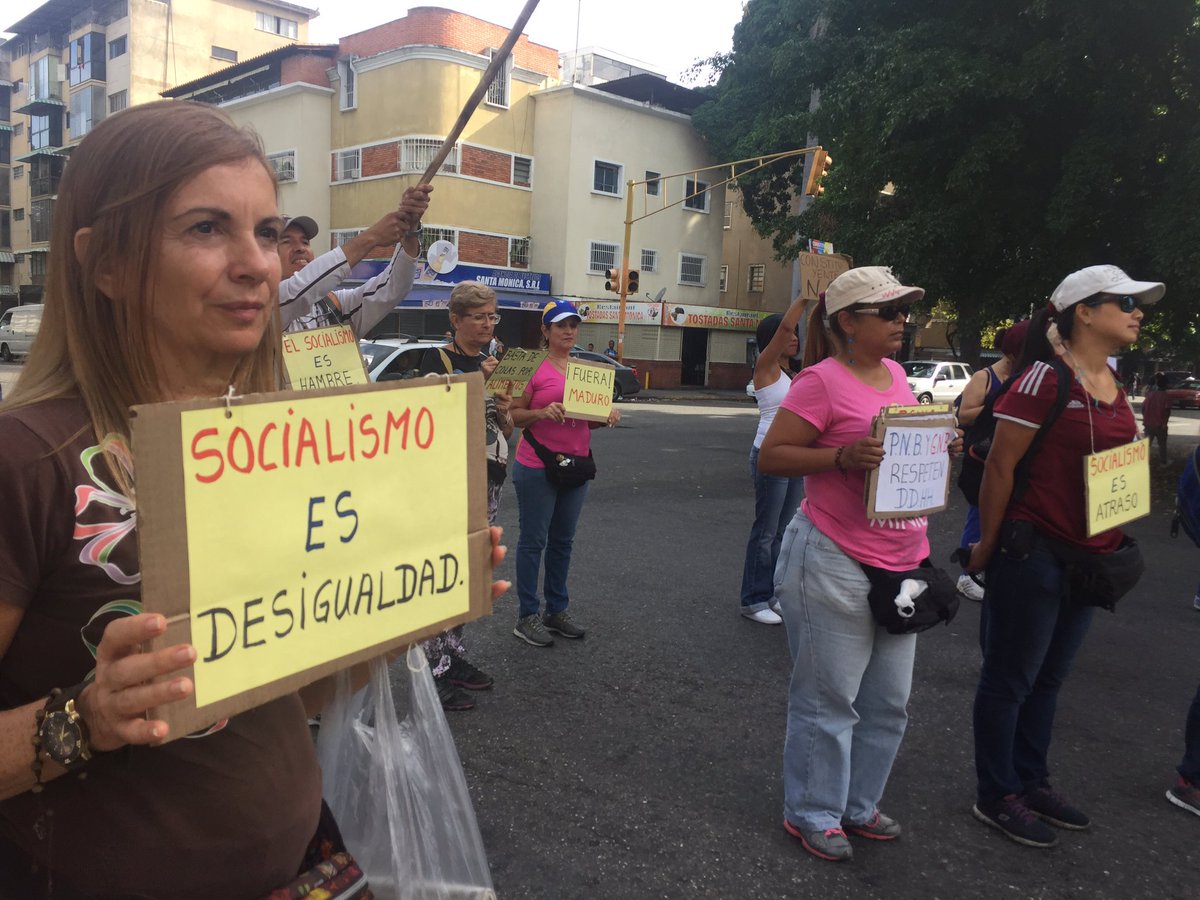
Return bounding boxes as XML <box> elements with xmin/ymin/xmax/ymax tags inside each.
<box><xmin>418</xmin><ymin>282</ymin><xmax>513</xmax><ymax>710</ymax></box>
<box><xmin>966</xmin><ymin>266</ymin><xmax>1163</xmax><ymax>849</ymax></box>
<box><xmin>759</xmin><ymin>266</ymin><xmax>928</xmax><ymax>862</ymax></box>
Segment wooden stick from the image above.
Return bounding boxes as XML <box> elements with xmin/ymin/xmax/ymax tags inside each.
<box><xmin>419</xmin><ymin>0</ymin><xmax>543</xmax><ymax>184</ymax></box>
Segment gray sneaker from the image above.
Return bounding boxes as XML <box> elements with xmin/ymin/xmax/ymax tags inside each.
<box><xmin>543</xmin><ymin>611</ymin><xmax>585</xmax><ymax>639</ymax></box>
<box><xmin>784</xmin><ymin>820</ymin><xmax>853</xmax><ymax>862</ymax></box>
<box><xmin>514</xmin><ymin>614</ymin><xmax>554</xmax><ymax>647</ymax></box>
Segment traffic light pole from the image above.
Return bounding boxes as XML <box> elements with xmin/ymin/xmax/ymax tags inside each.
<box><xmin>616</xmin><ymin>184</ymin><xmax>634</xmax><ymax>363</ymax></box>
<box><xmin>612</xmin><ymin>146</ymin><xmax>828</xmax><ymax>365</ymax></box>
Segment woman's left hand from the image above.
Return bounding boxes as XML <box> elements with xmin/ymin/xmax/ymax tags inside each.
<box><xmin>606</xmin><ymin>408</ymin><xmax>621</xmax><ymax>428</ymax></box>
<box><xmin>481</xmin><ymin>356</ymin><xmax>499</xmax><ymax>379</ymax></box>
<box><xmin>950</xmin><ymin>428</ymin><xmax>964</xmax><ymax>457</ymax></box>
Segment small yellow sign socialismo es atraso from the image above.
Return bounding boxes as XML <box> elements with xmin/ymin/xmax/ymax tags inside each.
<box><xmin>1084</xmin><ymin>437</ymin><xmax>1151</xmax><ymax>537</ymax></box>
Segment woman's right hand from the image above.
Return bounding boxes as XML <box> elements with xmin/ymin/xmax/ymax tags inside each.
<box><xmin>77</xmin><ymin>613</ymin><xmax>196</xmax><ymax>751</ymax></box>
<box><xmin>841</xmin><ymin>437</ymin><xmax>885</xmax><ymax>471</ymax></box>
<box><xmin>539</xmin><ymin>402</ymin><xmax>566</xmax><ymax>424</ymax></box>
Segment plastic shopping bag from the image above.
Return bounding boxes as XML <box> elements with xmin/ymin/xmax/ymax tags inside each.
<box><xmin>317</xmin><ymin>649</ymin><xmax>495</xmax><ymax>900</ymax></box>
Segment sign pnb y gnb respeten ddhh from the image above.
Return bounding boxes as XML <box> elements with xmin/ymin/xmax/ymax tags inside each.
<box><xmin>131</xmin><ymin>374</ymin><xmax>493</xmax><ymax>737</ymax></box>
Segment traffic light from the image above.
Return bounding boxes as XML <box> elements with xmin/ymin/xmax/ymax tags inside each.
<box><xmin>804</xmin><ymin>148</ymin><xmax>833</xmax><ymax>197</ymax></box>
<box><xmin>625</xmin><ymin>269</ymin><xmax>639</xmax><ymax>295</ymax></box>
<box><xmin>605</xmin><ymin>267</ymin><xmax>622</xmax><ymax>293</ymax></box>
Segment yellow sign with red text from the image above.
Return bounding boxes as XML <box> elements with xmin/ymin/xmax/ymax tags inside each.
<box><xmin>282</xmin><ymin>324</ymin><xmax>369</xmax><ymax>391</ymax></box>
<box><xmin>1084</xmin><ymin>438</ymin><xmax>1151</xmax><ymax>536</ymax></box>
<box><xmin>562</xmin><ymin>359</ymin><xmax>614</xmax><ymax>423</ymax></box>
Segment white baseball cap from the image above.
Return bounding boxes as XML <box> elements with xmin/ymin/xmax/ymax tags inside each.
<box><xmin>824</xmin><ymin>266</ymin><xmax>924</xmax><ymax>317</ymax></box>
<box><xmin>1048</xmin><ymin>265</ymin><xmax>1165</xmax><ymax>312</ymax></box>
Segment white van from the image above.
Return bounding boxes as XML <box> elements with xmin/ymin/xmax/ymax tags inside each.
<box><xmin>0</xmin><ymin>304</ymin><xmax>45</xmax><ymax>361</ymax></box>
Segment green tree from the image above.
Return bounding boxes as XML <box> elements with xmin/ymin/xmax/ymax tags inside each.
<box><xmin>693</xmin><ymin>0</ymin><xmax>1200</xmax><ymax>363</ymax></box>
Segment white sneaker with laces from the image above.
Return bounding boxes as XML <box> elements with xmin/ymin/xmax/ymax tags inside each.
<box><xmin>957</xmin><ymin>573</ymin><xmax>985</xmax><ymax>602</ymax></box>
<box><xmin>742</xmin><ymin>607</ymin><xmax>783</xmax><ymax>625</ymax></box>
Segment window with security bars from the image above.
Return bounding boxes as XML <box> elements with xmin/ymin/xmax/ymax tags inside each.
<box><xmin>485</xmin><ymin>50</ymin><xmax>513</xmax><ymax>108</ymax></box>
<box><xmin>679</xmin><ymin>253</ymin><xmax>705</xmax><ymax>286</ymax></box>
<box><xmin>331</xmin><ymin>229</ymin><xmax>363</xmax><ymax>249</ymax></box>
<box><xmin>268</xmin><ymin>150</ymin><xmax>296</xmax><ymax>183</ymax></box>
<box><xmin>509</xmin><ymin>237</ymin><xmax>530</xmax><ymax>268</ymax></box>
<box><xmin>512</xmin><ymin>155</ymin><xmax>532</xmax><ymax>187</ymax></box>
<box><xmin>684</xmin><ymin>178</ymin><xmax>709</xmax><ymax>212</ymax></box>
<box><xmin>720</xmin><ymin>265</ymin><xmax>728</xmax><ymax>292</ymax></box>
<box><xmin>335</xmin><ymin>149</ymin><xmax>359</xmax><ymax>181</ymax></box>
<box><xmin>640</xmin><ymin>249</ymin><xmax>658</xmax><ymax>273</ymax></box>
<box><xmin>420</xmin><ymin>227</ymin><xmax>457</xmax><ymax>257</ymax></box>
<box><xmin>589</xmin><ymin>241</ymin><xmax>619</xmax><ymax>273</ymax></box>
<box><xmin>748</xmin><ymin>264</ymin><xmax>765</xmax><ymax>292</ymax></box>
<box><xmin>401</xmin><ymin>138</ymin><xmax>457</xmax><ymax>175</ymax></box>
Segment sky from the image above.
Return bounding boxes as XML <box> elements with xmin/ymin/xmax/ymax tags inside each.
<box><xmin>2</xmin><ymin>0</ymin><xmax>747</xmax><ymax>85</ymax></box>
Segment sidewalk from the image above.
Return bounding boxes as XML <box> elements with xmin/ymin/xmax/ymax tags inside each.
<box><xmin>634</xmin><ymin>386</ymin><xmax>754</xmax><ymax>404</ymax></box>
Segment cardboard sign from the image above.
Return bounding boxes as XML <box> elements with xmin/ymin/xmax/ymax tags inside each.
<box><xmin>562</xmin><ymin>359</ymin><xmax>614</xmax><ymax>423</ymax></box>
<box><xmin>799</xmin><ymin>252</ymin><xmax>852</xmax><ymax>302</ymax></box>
<box><xmin>1084</xmin><ymin>437</ymin><xmax>1151</xmax><ymax>536</ymax></box>
<box><xmin>131</xmin><ymin>375</ymin><xmax>491</xmax><ymax>738</ymax></box>
<box><xmin>486</xmin><ymin>348</ymin><xmax>546</xmax><ymax>397</ymax></box>
<box><xmin>865</xmin><ymin>407</ymin><xmax>957</xmax><ymax>519</ymax></box>
<box><xmin>282</xmin><ymin>324</ymin><xmax>369</xmax><ymax>391</ymax></box>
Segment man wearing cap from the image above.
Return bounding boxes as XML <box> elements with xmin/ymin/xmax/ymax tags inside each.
<box><xmin>278</xmin><ymin>183</ymin><xmax>432</xmax><ymax>335</ymax></box>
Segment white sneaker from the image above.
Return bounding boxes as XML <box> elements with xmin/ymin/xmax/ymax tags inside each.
<box><xmin>957</xmin><ymin>573</ymin><xmax>985</xmax><ymax>602</ymax></box>
<box><xmin>742</xmin><ymin>607</ymin><xmax>783</xmax><ymax>625</ymax></box>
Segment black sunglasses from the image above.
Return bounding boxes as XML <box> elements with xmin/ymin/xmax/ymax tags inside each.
<box><xmin>854</xmin><ymin>304</ymin><xmax>912</xmax><ymax>322</ymax></box>
<box><xmin>1084</xmin><ymin>294</ymin><xmax>1143</xmax><ymax>313</ymax></box>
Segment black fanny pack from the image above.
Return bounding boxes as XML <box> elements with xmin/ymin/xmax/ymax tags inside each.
<box><xmin>998</xmin><ymin>519</ymin><xmax>1145</xmax><ymax>611</ymax></box>
<box><xmin>522</xmin><ymin>428</ymin><xmax>596</xmax><ymax>490</ymax></box>
<box><xmin>858</xmin><ymin>559</ymin><xmax>960</xmax><ymax>635</ymax></box>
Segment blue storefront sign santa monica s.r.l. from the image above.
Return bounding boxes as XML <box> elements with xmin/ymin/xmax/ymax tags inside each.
<box><xmin>348</xmin><ymin>259</ymin><xmax>552</xmax><ymax>295</ymax></box>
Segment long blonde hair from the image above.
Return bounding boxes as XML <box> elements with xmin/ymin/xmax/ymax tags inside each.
<box><xmin>3</xmin><ymin>101</ymin><xmax>281</xmax><ymax>487</ymax></box>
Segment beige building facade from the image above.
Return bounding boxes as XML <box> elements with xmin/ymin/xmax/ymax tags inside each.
<box><xmin>1</xmin><ymin>0</ymin><xmax>315</xmax><ymax>305</ymax></box>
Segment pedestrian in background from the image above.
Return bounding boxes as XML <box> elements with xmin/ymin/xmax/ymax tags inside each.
<box><xmin>1141</xmin><ymin>372</ymin><xmax>1171</xmax><ymax>465</ymax></box>
<box><xmin>738</xmin><ymin>293</ymin><xmax>808</xmax><ymax>625</ymax></box>
<box><xmin>760</xmin><ymin>266</ymin><xmax>929</xmax><ymax>862</ymax></box>
<box><xmin>967</xmin><ymin>265</ymin><xmax>1163</xmax><ymax>849</ymax></box>
<box><xmin>953</xmin><ymin>322</ymin><xmax>1029</xmax><ymax>602</ymax></box>
<box><xmin>1166</xmin><ymin>683</ymin><xmax>1200</xmax><ymax>819</ymax></box>
<box><xmin>510</xmin><ymin>300</ymin><xmax>620</xmax><ymax>647</ymax></box>
<box><xmin>418</xmin><ymin>282</ymin><xmax>513</xmax><ymax>710</ymax></box>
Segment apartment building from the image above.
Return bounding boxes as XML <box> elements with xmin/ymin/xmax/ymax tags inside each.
<box><xmin>1</xmin><ymin>0</ymin><xmax>315</xmax><ymax>306</ymax></box>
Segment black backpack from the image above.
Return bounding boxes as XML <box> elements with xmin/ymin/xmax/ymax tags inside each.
<box><xmin>957</xmin><ymin>357</ymin><xmax>1071</xmax><ymax>506</ymax></box>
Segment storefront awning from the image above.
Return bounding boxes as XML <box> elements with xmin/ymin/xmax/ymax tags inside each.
<box><xmin>0</xmin><ymin>251</ymin><xmax>16</xmax><ymax>264</ymax></box>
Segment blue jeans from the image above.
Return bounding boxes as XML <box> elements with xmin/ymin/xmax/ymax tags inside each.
<box><xmin>959</xmin><ymin>505</ymin><xmax>981</xmax><ymax>568</ymax></box>
<box><xmin>973</xmin><ymin>543</ymin><xmax>1095</xmax><ymax>804</ymax></box>
<box><xmin>512</xmin><ymin>460</ymin><xmax>590</xmax><ymax>619</ymax></box>
<box><xmin>777</xmin><ymin>511</ymin><xmax>916</xmax><ymax>830</ymax></box>
<box><xmin>1179</xmin><ymin>681</ymin><xmax>1200</xmax><ymax>783</ymax></box>
<box><xmin>739</xmin><ymin>446</ymin><xmax>803</xmax><ymax>612</ymax></box>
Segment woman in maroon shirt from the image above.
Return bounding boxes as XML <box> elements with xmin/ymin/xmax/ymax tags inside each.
<box><xmin>967</xmin><ymin>265</ymin><xmax>1164</xmax><ymax>850</ymax></box>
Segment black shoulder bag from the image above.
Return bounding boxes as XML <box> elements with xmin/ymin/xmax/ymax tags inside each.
<box><xmin>521</xmin><ymin>427</ymin><xmax>596</xmax><ymax>490</ymax></box>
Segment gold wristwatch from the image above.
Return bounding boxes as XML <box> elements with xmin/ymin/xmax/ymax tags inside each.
<box><xmin>38</xmin><ymin>685</ymin><xmax>94</xmax><ymax>771</ymax></box>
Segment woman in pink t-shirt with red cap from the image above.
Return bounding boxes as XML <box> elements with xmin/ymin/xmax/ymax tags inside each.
<box><xmin>760</xmin><ymin>266</ymin><xmax>929</xmax><ymax>862</ymax></box>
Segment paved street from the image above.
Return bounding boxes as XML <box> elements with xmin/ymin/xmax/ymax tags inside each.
<box><xmin>443</xmin><ymin>398</ymin><xmax>1200</xmax><ymax>900</ymax></box>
